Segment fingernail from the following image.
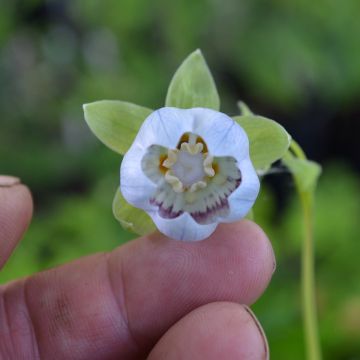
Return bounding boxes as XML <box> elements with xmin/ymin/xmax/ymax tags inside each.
<box><xmin>243</xmin><ymin>305</ymin><xmax>269</xmax><ymax>360</ymax></box>
<box><xmin>0</xmin><ymin>175</ymin><xmax>21</xmax><ymax>188</ymax></box>
<box><xmin>272</xmin><ymin>259</ymin><xmax>277</xmax><ymax>274</ymax></box>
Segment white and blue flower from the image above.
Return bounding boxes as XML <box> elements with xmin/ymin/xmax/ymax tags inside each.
<box><xmin>120</xmin><ymin>107</ymin><xmax>260</xmax><ymax>241</ymax></box>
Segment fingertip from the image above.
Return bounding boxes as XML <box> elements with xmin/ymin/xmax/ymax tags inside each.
<box><xmin>206</xmin><ymin>220</ymin><xmax>276</xmax><ymax>304</ymax></box>
<box><xmin>148</xmin><ymin>302</ymin><xmax>269</xmax><ymax>360</ymax></box>
<box><xmin>0</xmin><ymin>182</ymin><xmax>33</xmax><ymax>268</ymax></box>
<box><xmin>214</xmin><ymin>219</ymin><xmax>271</xmax><ymax>250</ymax></box>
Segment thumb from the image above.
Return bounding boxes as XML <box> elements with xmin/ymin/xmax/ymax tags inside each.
<box><xmin>0</xmin><ymin>176</ymin><xmax>33</xmax><ymax>270</ymax></box>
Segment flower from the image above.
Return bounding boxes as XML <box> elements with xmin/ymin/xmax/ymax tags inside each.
<box><xmin>120</xmin><ymin>107</ymin><xmax>260</xmax><ymax>241</ymax></box>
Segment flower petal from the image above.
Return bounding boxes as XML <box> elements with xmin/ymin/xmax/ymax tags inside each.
<box><xmin>149</xmin><ymin>211</ymin><xmax>217</xmax><ymax>241</ymax></box>
<box><xmin>120</xmin><ymin>143</ymin><xmax>157</xmax><ymax>211</ymax></box>
<box><xmin>131</xmin><ymin>107</ymin><xmax>250</xmax><ymax>162</ymax></box>
<box><xmin>189</xmin><ymin>108</ymin><xmax>250</xmax><ymax>161</ymax></box>
<box><xmin>221</xmin><ymin>158</ymin><xmax>260</xmax><ymax>222</ymax></box>
<box><xmin>133</xmin><ymin>108</ymin><xmax>191</xmax><ymax>149</ymax></box>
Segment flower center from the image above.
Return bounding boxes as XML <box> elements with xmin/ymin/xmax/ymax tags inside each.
<box><xmin>172</xmin><ymin>146</ymin><xmax>205</xmax><ymax>186</ymax></box>
<box><xmin>141</xmin><ymin>133</ymin><xmax>242</xmax><ymax>225</ymax></box>
<box><xmin>161</xmin><ymin>133</ymin><xmax>215</xmax><ymax>193</ymax></box>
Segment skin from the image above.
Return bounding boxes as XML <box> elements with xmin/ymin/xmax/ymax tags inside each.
<box><xmin>0</xmin><ymin>177</ymin><xmax>275</xmax><ymax>359</ymax></box>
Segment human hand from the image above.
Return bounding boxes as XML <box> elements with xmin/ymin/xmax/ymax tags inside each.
<box><xmin>0</xmin><ymin>176</ymin><xmax>275</xmax><ymax>359</ymax></box>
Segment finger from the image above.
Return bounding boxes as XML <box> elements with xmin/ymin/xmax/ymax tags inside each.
<box><xmin>0</xmin><ymin>176</ymin><xmax>33</xmax><ymax>269</ymax></box>
<box><xmin>1</xmin><ymin>220</ymin><xmax>275</xmax><ymax>359</ymax></box>
<box><xmin>114</xmin><ymin>220</ymin><xmax>274</xmax><ymax>353</ymax></box>
<box><xmin>147</xmin><ymin>302</ymin><xmax>268</xmax><ymax>360</ymax></box>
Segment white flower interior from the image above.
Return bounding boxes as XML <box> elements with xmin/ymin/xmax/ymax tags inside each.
<box><xmin>141</xmin><ymin>132</ymin><xmax>241</xmax><ymax>225</ymax></box>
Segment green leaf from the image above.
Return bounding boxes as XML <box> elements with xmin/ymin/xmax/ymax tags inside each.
<box><xmin>233</xmin><ymin>115</ymin><xmax>291</xmax><ymax>170</ymax></box>
<box><xmin>113</xmin><ymin>189</ymin><xmax>156</xmax><ymax>236</ymax></box>
<box><xmin>282</xmin><ymin>152</ymin><xmax>322</xmax><ymax>194</ymax></box>
<box><xmin>165</xmin><ymin>49</ymin><xmax>220</xmax><ymax>110</ymax></box>
<box><xmin>83</xmin><ymin>100</ymin><xmax>153</xmax><ymax>155</ymax></box>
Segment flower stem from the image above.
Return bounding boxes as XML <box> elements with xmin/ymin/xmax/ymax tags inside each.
<box><xmin>299</xmin><ymin>190</ymin><xmax>322</xmax><ymax>360</ymax></box>
<box><xmin>285</xmin><ymin>141</ymin><xmax>322</xmax><ymax>359</ymax></box>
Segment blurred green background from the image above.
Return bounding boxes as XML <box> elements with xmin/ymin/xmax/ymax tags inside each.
<box><xmin>1</xmin><ymin>0</ymin><xmax>359</xmax><ymax>358</ymax></box>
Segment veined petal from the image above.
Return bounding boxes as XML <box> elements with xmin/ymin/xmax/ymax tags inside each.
<box><xmin>149</xmin><ymin>211</ymin><xmax>217</xmax><ymax>241</ymax></box>
<box><xmin>133</xmin><ymin>108</ymin><xmax>191</xmax><ymax>149</ymax></box>
<box><xmin>120</xmin><ymin>143</ymin><xmax>157</xmax><ymax>211</ymax></box>
<box><xmin>131</xmin><ymin>107</ymin><xmax>249</xmax><ymax>162</ymax></box>
<box><xmin>221</xmin><ymin>158</ymin><xmax>260</xmax><ymax>222</ymax></box>
<box><xmin>190</xmin><ymin>108</ymin><xmax>249</xmax><ymax>161</ymax></box>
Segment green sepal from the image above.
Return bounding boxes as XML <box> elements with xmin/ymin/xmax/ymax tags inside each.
<box><xmin>165</xmin><ymin>49</ymin><xmax>220</xmax><ymax>110</ymax></box>
<box><xmin>233</xmin><ymin>115</ymin><xmax>291</xmax><ymax>170</ymax></box>
<box><xmin>113</xmin><ymin>188</ymin><xmax>156</xmax><ymax>236</ymax></box>
<box><xmin>83</xmin><ymin>100</ymin><xmax>153</xmax><ymax>155</ymax></box>
<box><xmin>282</xmin><ymin>151</ymin><xmax>322</xmax><ymax>194</ymax></box>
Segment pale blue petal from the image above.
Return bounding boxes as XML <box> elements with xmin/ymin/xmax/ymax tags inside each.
<box><xmin>132</xmin><ymin>108</ymin><xmax>192</xmax><ymax>149</ymax></box>
<box><xmin>131</xmin><ymin>107</ymin><xmax>249</xmax><ymax>163</ymax></box>
<box><xmin>149</xmin><ymin>211</ymin><xmax>218</xmax><ymax>241</ymax></box>
<box><xmin>221</xmin><ymin>158</ymin><xmax>260</xmax><ymax>222</ymax></box>
<box><xmin>120</xmin><ymin>143</ymin><xmax>157</xmax><ymax>211</ymax></box>
<box><xmin>190</xmin><ymin>108</ymin><xmax>249</xmax><ymax>162</ymax></box>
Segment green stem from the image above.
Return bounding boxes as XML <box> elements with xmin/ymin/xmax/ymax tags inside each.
<box><xmin>283</xmin><ymin>143</ymin><xmax>322</xmax><ymax>359</ymax></box>
<box><xmin>299</xmin><ymin>188</ymin><xmax>322</xmax><ymax>360</ymax></box>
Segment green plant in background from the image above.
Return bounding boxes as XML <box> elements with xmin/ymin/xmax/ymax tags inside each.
<box><xmin>84</xmin><ymin>49</ymin><xmax>322</xmax><ymax>359</ymax></box>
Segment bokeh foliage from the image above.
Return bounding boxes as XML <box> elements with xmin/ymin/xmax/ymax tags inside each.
<box><xmin>1</xmin><ymin>1</ymin><xmax>360</xmax><ymax>358</ymax></box>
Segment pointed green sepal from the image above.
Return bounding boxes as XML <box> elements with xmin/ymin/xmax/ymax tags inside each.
<box><xmin>83</xmin><ymin>100</ymin><xmax>153</xmax><ymax>155</ymax></box>
<box><xmin>113</xmin><ymin>188</ymin><xmax>156</xmax><ymax>236</ymax></box>
<box><xmin>233</xmin><ymin>115</ymin><xmax>291</xmax><ymax>170</ymax></box>
<box><xmin>165</xmin><ymin>49</ymin><xmax>220</xmax><ymax>110</ymax></box>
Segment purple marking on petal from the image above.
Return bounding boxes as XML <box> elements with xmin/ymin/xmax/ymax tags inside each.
<box><xmin>150</xmin><ymin>198</ymin><xmax>183</xmax><ymax>219</ymax></box>
<box><xmin>190</xmin><ymin>175</ymin><xmax>242</xmax><ymax>225</ymax></box>
<box><xmin>191</xmin><ymin>197</ymin><xmax>230</xmax><ymax>225</ymax></box>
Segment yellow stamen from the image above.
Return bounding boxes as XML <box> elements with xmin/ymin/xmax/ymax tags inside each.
<box><xmin>203</xmin><ymin>154</ymin><xmax>215</xmax><ymax>177</ymax></box>
<box><xmin>165</xmin><ymin>171</ymin><xmax>184</xmax><ymax>193</ymax></box>
<box><xmin>180</xmin><ymin>142</ymin><xmax>203</xmax><ymax>155</ymax></box>
<box><xmin>189</xmin><ymin>181</ymin><xmax>207</xmax><ymax>193</ymax></box>
<box><xmin>196</xmin><ymin>136</ymin><xmax>208</xmax><ymax>153</ymax></box>
<box><xmin>162</xmin><ymin>149</ymin><xmax>178</xmax><ymax>168</ymax></box>
<box><xmin>212</xmin><ymin>162</ymin><xmax>219</xmax><ymax>174</ymax></box>
<box><xmin>158</xmin><ymin>154</ymin><xmax>168</xmax><ymax>173</ymax></box>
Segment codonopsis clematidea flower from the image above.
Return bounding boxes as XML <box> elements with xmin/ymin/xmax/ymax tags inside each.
<box><xmin>120</xmin><ymin>107</ymin><xmax>260</xmax><ymax>241</ymax></box>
